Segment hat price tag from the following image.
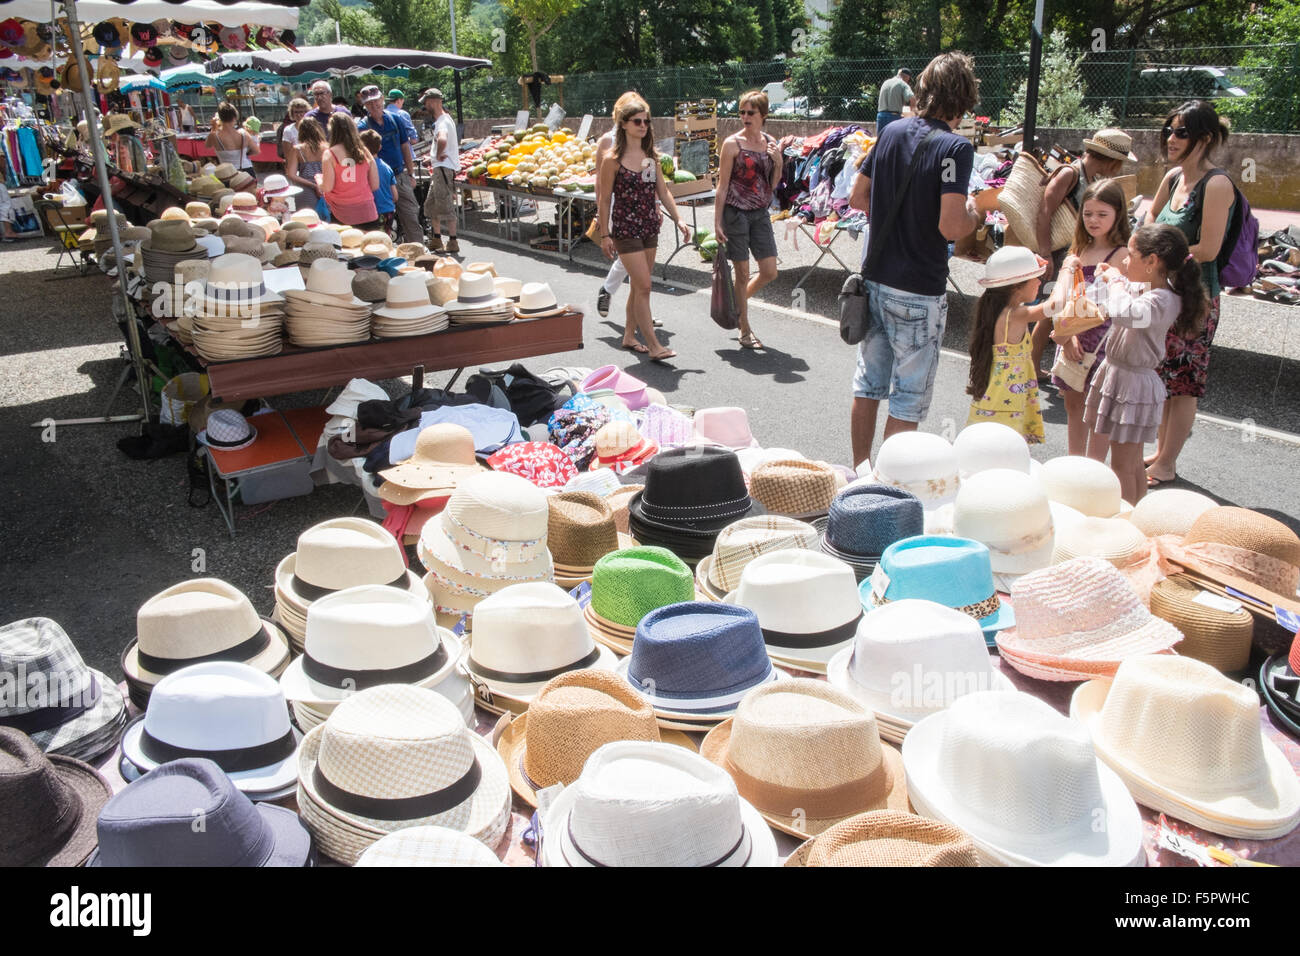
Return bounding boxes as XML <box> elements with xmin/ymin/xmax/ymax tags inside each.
<box><xmin>452</xmin><ymin>613</ymin><xmax>469</xmax><ymax>637</ymax></box>
<box><xmin>1193</xmin><ymin>590</ymin><xmax>1244</xmax><ymax>615</ymax></box>
<box><xmin>1277</xmin><ymin>607</ymin><xmax>1300</xmax><ymax>635</ymax></box>
<box><xmin>576</xmin><ymin>114</ymin><xmax>593</xmax><ymax>141</ymax></box>
<box><xmin>868</xmin><ymin>564</ymin><xmax>890</xmax><ymax>602</ymax></box>
<box><xmin>570</xmin><ymin>580</ymin><xmax>592</xmax><ymax>608</ymax></box>
<box><xmin>513</xmin><ymin>110</ymin><xmax>529</xmax><ymax>132</ymax></box>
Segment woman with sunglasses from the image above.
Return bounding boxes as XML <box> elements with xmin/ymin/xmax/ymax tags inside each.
<box><xmin>714</xmin><ymin>90</ymin><xmax>784</xmax><ymax>350</ymax></box>
<box><xmin>277</xmin><ymin>98</ymin><xmax>309</xmax><ymax>158</ymax></box>
<box><xmin>1140</xmin><ymin>100</ymin><xmax>1234</xmax><ymax>489</ymax></box>
<box><xmin>596</xmin><ymin>94</ymin><xmax>691</xmax><ymax>362</ymax></box>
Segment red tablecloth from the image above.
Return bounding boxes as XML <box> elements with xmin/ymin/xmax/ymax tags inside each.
<box><xmin>175</xmin><ymin>134</ymin><xmax>283</xmax><ymax>166</ymax></box>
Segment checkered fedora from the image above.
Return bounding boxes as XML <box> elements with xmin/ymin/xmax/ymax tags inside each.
<box><xmin>697</xmin><ymin>516</ymin><xmax>821</xmax><ymax>599</ymax></box>
<box><xmin>749</xmin><ymin>459</ymin><xmax>839</xmax><ymax>520</ymax></box>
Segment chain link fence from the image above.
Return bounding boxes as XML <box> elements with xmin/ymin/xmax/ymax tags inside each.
<box><xmin>459</xmin><ymin>44</ymin><xmax>1300</xmax><ymax>134</ymax></box>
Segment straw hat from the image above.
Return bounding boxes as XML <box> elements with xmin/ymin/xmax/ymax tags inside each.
<box><xmin>953</xmin><ymin>468</ymin><xmax>1055</xmax><ymax>584</ymax></box>
<box><xmin>547</xmin><ymin>492</ymin><xmax>627</xmax><ymax>577</ymax></box>
<box><xmin>749</xmin><ymin>459</ymin><xmax>839</xmax><ymax>520</ymax></box>
<box><xmin>820</xmin><ymin>484</ymin><xmax>925</xmax><ymax>579</ymax></box>
<box><xmin>872</xmin><ymin>432</ymin><xmax>960</xmax><ymax>508</ymax></box>
<box><xmin>275</xmin><ymin>517</ymin><xmax>424</xmax><ymax>613</ymax></box>
<box><xmin>493</xmin><ymin>276</ymin><xmax>523</xmax><ymax>301</ymax></box>
<box><xmin>1052</xmin><ymin>516</ymin><xmax>1147</xmax><ymax>568</ymax></box>
<box><xmin>702</xmin><ymin>679</ymin><xmax>907</xmax><ymax>836</ymax></box>
<box><xmin>432</xmin><ymin>257</ymin><xmax>463</xmax><ymax>279</ymax></box>
<box><xmin>296</xmin><ymin>685</ymin><xmax>511</xmax><ymax>864</ymax></box>
<box><xmin>903</xmin><ymin>691</ymin><xmax>1145</xmax><ymax>866</ymax></box>
<box><xmin>371</xmin><ymin>272</ymin><xmax>449</xmax><ymax>337</ymax></box>
<box><xmin>122</xmin><ymin>579</ymin><xmax>291</xmax><ymax>707</ymax></box>
<box><xmin>185</xmin><ymin>201</ymin><xmax>212</xmax><ymax>220</ymax></box>
<box><xmin>953</xmin><ymin>421</ymin><xmax>1032</xmax><ymax>478</ymax></box>
<box><xmin>1149</xmin><ymin>574</ymin><xmax>1254</xmax><ymax>673</ymax></box>
<box><xmin>1082</xmin><ymin>128</ymin><xmax>1138</xmax><ymax>162</ymax></box>
<box><xmin>784</xmin><ymin>810</ymin><xmax>977</xmax><ymax>867</ymax></box>
<box><xmin>379</xmin><ymin>424</ymin><xmax>483</xmax><ymax>504</ymax></box>
<box><xmin>467</xmin><ymin>582</ymin><xmax>618</xmax><ymax>711</ymax></box>
<box><xmin>465</xmin><ymin>260</ymin><xmax>497</xmax><ymax>277</ymax></box>
<box><xmin>995</xmin><ymin>557</ymin><xmax>1183</xmax><ymax>681</ymax></box>
<box><xmin>212</xmin><ymin>162</ymin><xmax>238</xmax><ymax>182</ymax></box>
<box><xmin>1130</xmin><ymin>488</ymin><xmax>1217</xmax><ymax>538</ymax></box>
<box><xmin>538</xmin><ymin>741</ymin><xmax>778</xmax><ymax>866</ymax></box>
<box><xmin>1037</xmin><ymin>455</ymin><xmax>1123</xmax><ymax>518</ymax></box>
<box><xmin>355</xmin><ymin>826</ymin><xmax>504</xmax><ymax>867</ymax></box>
<box><xmin>290</xmin><ymin>208</ymin><xmax>323</xmax><ymax>228</ymax></box>
<box><xmin>160</xmin><ymin>206</ymin><xmax>190</xmax><ymax>222</ymax></box>
<box><xmin>514</xmin><ymin>281</ymin><xmax>565</xmax><ymax>318</ymax></box>
<box><xmin>444</xmin><ymin>271</ymin><xmax>511</xmax><ymax>313</ymax></box>
<box><xmin>395</xmin><ymin>242</ymin><xmax>427</xmax><ymax>262</ymax></box>
<box><xmin>586</xmin><ymin>546</ymin><xmax>694</xmax><ymax>645</ymax></box>
<box><xmin>496</xmin><ymin>669</ymin><xmax>695</xmax><ymax>807</ymax></box>
<box><xmin>339</xmin><ymin>228</ymin><xmax>365</xmax><ymax>249</ymax></box>
<box><xmin>1182</xmin><ymin>507</ymin><xmax>1300</xmax><ymax>601</ymax></box>
<box><xmin>1071</xmin><ymin>655</ymin><xmax>1300</xmax><ymax>839</ymax></box>
<box><xmin>978</xmin><ymin>246</ymin><xmax>1047</xmax><ymax>288</ymax></box>
<box><xmin>696</xmin><ymin>515</ymin><xmax>820</xmax><ymax>601</ymax></box>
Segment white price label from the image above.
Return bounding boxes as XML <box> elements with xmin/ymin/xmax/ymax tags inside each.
<box><xmin>1193</xmin><ymin>590</ymin><xmax>1244</xmax><ymax>614</ymax></box>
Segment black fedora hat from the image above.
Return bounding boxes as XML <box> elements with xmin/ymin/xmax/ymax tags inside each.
<box><xmin>628</xmin><ymin>447</ymin><xmax>764</xmax><ymax>536</ymax></box>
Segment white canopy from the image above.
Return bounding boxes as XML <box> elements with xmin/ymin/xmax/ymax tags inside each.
<box><xmin>1</xmin><ymin>1</ymin><xmax>302</xmax><ymax>30</ymax></box>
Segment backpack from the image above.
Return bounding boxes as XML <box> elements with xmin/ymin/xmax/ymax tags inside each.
<box><xmin>1188</xmin><ymin>169</ymin><xmax>1260</xmax><ymax>289</ymax></box>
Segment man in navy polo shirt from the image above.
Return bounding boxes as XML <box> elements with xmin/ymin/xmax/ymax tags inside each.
<box><xmin>358</xmin><ymin>84</ymin><xmax>421</xmax><ymax>242</ymax></box>
<box><xmin>303</xmin><ymin>79</ymin><xmax>348</xmax><ymax>133</ymax></box>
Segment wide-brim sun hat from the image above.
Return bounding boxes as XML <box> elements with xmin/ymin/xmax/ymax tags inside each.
<box><xmin>979</xmin><ymin>245</ymin><xmax>1048</xmax><ymax>288</ymax></box>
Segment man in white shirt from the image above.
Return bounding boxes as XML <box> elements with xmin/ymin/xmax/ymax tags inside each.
<box><xmin>421</xmin><ymin>88</ymin><xmax>460</xmax><ymax>253</ymax></box>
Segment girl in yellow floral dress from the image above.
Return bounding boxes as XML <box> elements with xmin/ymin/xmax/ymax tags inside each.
<box><xmin>966</xmin><ymin>246</ymin><xmax>1051</xmax><ymax>443</ymax></box>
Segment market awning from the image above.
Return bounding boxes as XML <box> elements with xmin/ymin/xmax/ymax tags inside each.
<box><xmin>0</xmin><ymin>1</ymin><xmax>303</xmax><ymax>29</ymax></box>
<box><xmin>206</xmin><ymin>44</ymin><xmax>491</xmax><ymax>77</ymax></box>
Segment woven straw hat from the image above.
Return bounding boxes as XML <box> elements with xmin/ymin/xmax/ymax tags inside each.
<box><xmin>604</xmin><ymin>483</ymin><xmax>642</xmax><ymax>536</ymax></box>
<box><xmin>1129</xmin><ymin>488</ymin><xmax>1217</xmax><ymax>538</ymax></box>
<box><xmin>1182</xmin><ymin>507</ymin><xmax>1300</xmax><ymax>596</ymax></box>
<box><xmin>296</xmin><ymin>685</ymin><xmax>511</xmax><ymax>864</ymax></box>
<box><xmin>702</xmin><ymin>679</ymin><xmax>907</xmax><ymax>836</ymax></box>
<box><xmin>872</xmin><ymin>432</ymin><xmax>960</xmax><ymax>507</ymax></box>
<box><xmin>539</xmin><ymin>740</ymin><xmax>778</xmax><ymax>866</ymax></box>
<box><xmin>274</xmin><ymin>517</ymin><xmax>423</xmax><ymax>611</ymax></box>
<box><xmin>953</xmin><ymin>421</ymin><xmax>1032</xmax><ymax>478</ymax></box>
<box><xmin>1037</xmin><ymin>456</ymin><xmax>1123</xmax><ymax>518</ymax></box>
<box><xmin>588</xmin><ymin>546</ymin><xmax>694</xmax><ymax>633</ymax></box>
<box><xmin>379</xmin><ymin>424</ymin><xmax>481</xmax><ymax>502</ymax></box>
<box><xmin>1082</xmin><ymin>128</ymin><xmax>1138</xmax><ymax>162</ymax></box>
<box><xmin>1071</xmin><ymin>655</ymin><xmax>1300</xmax><ymax>839</ymax></box>
<box><xmin>1052</xmin><ymin>516</ymin><xmax>1148</xmax><ymax>568</ymax></box>
<box><xmin>122</xmin><ymin>579</ymin><xmax>290</xmax><ymax>703</ymax></box>
<box><xmin>953</xmin><ymin>469</ymin><xmax>1055</xmax><ymax>582</ymax></box>
<box><xmin>697</xmin><ymin>515</ymin><xmax>821</xmax><ymax>600</ymax></box>
<box><xmin>355</xmin><ymin>826</ymin><xmax>504</xmax><ymax>867</ymax></box>
<box><xmin>821</xmin><ymin>483</ymin><xmax>925</xmax><ymax>577</ymax></box>
<box><xmin>495</xmin><ymin>668</ymin><xmax>695</xmax><ymax>807</ymax></box>
<box><xmin>417</xmin><ymin>472</ymin><xmax>552</xmax><ymax>580</ymax></box>
<box><xmin>828</xmin><ymin>599</ymin><xmax>1012</xmax><ymax>738</ymax></box>
<box><xmin>749</xmin><ymin>459</ymin><xmax>838</xmax><ymax>520</ymax></box>
<box><xmin>1149</xmin><ymin>574</ymin><xmax>1254</xmax><ymax>673</ymax></box>
<box><xmin>547</xmin><ymin>492</ymin><xmax>623</xmax><ymax>573</ymax></box>
<box><xmin>866</xmin><ymin>536</ymin><xmax>1014</xmax><ymax>641</ymax></box>
<box><xmin>185</xmin><ymin>201</ymin><xmax>212</xmax><ymax>219</ymax></box>
<box><xmin>353</xmin><ymin>269</ymin><xmax>390</xmax><ymax>303</ymax></box>
<box><xmin>995</xmin><ymin>557</ymin><xmax>1182</xmax><ymax>681</ymax></box>
<box><xmin>784</xmin><ymin>809</ymin><xmax>977</xmax><ymax>867</ymax></box>
<box><xmin>904</xmin><ymin>691</ymin><xmax>1145</xmax><ymax>866</ymax></box>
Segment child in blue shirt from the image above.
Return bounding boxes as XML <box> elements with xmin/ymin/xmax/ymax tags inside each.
<box><xmin>360</xmin><ymin>129</ymin><xmax>397</xmax><ymax>233</ymax></box>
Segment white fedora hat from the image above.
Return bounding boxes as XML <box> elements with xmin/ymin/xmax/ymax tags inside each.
<box><xmin>202</xmin><ymin>252</ymin><xmax>283</xmax><ymax>310</ymax></box>
<box><xmin>903</xmin><ymin>691</ymin><xmax>1145</xmax><ymax>866</ymax></box>
<box><xmin>275</xmin><ymin>517</ymin><xmax>423</xmax><ymax>611</ymax></box>
<box><xmin>1071</xmin><ymin>655</ymin><xmax>1300</xmax><ymax>839</ymax></box>
<box><xmin>296</xmin><ymin>685</ymin><xmax>511</xmax><ymax>864</ymax></box>
<box><xmin>827</xmin><ymin>599</ymin><xmax>1012</xmax><ymax>738</ymax></box>
<box><xmin>355</xmin><ymin>825</ymin><xmax>505</xmax><ymax>867</ymax></box>
<box><xmin>953</xmin><ymin>421</ymin><xmax>1032</xmax><ymax>479</ymax></box>
<box><xmin>279</xmin><ymin>585</ymin><xmax>462</xmax><ymax>708</ymax></box>
<box><xmin>978</xmin><ymin>245</ymin><xmax>1048</xmax><ymax>288</ymax></box>
<box><xmin>372</xmin><ymin>272</ymin><xmax>446</xmax><ymax>321</ymax></box>
<box><xmin>1129</xmin><ymin>488</ymin><xmax>1218</xmax><ymax>538</ymax></box>
<box><xmin>701</xmin><ymin>679</ymin><xmax>908</xmax><ymax>837</ymax></box>
<box><xmin>287</xmin><ymin>258</ymin><xmax>369</xmax><ymax>307</ymax></box>
<box><xmin>872</xmin><ymin>432</ymin><xmax>960</xmax><ymax>509</ymax></box>
<box><xmin>539</xmin><ymin>740</ymin><xmax>779</xmax><ymax>867</ymax></box>
<box><xmin>259</xmin><ymin>173</ymin><xmax>301</xmax><ymax>197</ymax></box>
<box><xmin>953</xmin><ymin>468</ymin><xmax>1055</xmax><ymax>582</ymax></box>
<box><xmin>720</xmin><ymin>550</ymin><xmax>861</xmax><ymax>671</ymax></box>
<box><xmin>1037</xmin><ymin>455</ymin><xmax>1123</xmax><ymax>518</ymax></box>
<box><xmin>121</xmin><ymin>662</ymin><xmax>301</xmax><ymax>797</ymax></box>
<box><xmin>1052</xmin><ymin>516</ymin><xmax>1148</xmax><ymax>567</ymax></box>
<box><xmin>417</xmin><ymin>471</ymin><xmax>553</xmax><ymax>582</ymax></box>
<box><xmin>444</xmin><ymin>271</ymin><xmax>510</xmax><ymax>313</ymax></box>
<box><xmin>465</xmin><ymin>582</ymin><xmax>618</xmax><ymax>707</ymax></box>
<box><xmin>514</xmin><ymin>281</ymin><xmax>564</xmax><ymax>318</ymax></box>
<box><xmin>493</xmin><ymin>276</ymin><xmax>523</xmax><ymax>301</ymax></box>
<box><xmin>697</xmin><ymin>515</ymin><xmax>821</xmax><ymax>600</ymax></box>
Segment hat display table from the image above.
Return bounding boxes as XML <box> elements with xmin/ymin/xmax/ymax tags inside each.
<box><xmin>202</xmin><ymin>407</ymin><xmax>328</xmax><ymax>536</ymax></box>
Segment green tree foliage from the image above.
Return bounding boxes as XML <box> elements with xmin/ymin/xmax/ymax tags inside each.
<box><xmin>1216</xmin><ymin>0</ymin><xmax>1300</xmax><ymax>132</ymax></box>
<box><xmin>1000</xmin><ymin>29</ymin><xmax>1116</xmax><ymax>128</ymax></box>
<box><xmin>500</xmin><ymin>0</ymin><xmax>581</xmax><ymax>72</ymax></box>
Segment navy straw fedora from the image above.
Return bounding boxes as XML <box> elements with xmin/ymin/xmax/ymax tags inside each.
<box><xmin>821</xmin><ymin>484</ymin><xmax>924</xmax><ymax>566</ymax></box>
<box><xmin>618</xmin><ymin>602</ymin><xmax>783</xmax><ymax>717</ymax></box>
<box><xmin>628</xmin><ymin>447</ymin><xmax>765</xmax><ymax>536</ymax></box>
<box><xmin>88</xmin><ymin>758</ymin><xmax>314</xmax><ymax>867</ymax></box>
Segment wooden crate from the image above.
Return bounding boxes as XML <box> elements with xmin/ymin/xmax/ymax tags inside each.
<box><xmin>666</xmin><ymin>172</ymin><xmax>716</xmax><ymax>199</ymax></box>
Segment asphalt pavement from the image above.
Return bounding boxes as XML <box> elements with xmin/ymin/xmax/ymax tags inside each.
<box><xmin>0</xmin><ymin>219</ymin><xmax>1296</xmax><ymax>677</ymax></box>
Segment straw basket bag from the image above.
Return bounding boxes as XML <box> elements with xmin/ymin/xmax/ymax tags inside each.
<box><xmin>160</xmin><ymin>372</ymin><xmax>210</xmax><ymax>426</ymax></box>
<box><xmin>999</xmin><ymin>154</ymin><xmax>1077</xmax><ymax>252</ymax></box>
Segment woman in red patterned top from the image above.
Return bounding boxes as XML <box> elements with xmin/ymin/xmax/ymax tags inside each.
<box><xmin>715</xmin><ymin>90</ymin><xmax>783</xmax><ymax>350</ymax></box>
<box><xmin>596</xmin><ymin>94</ymin><xmax>692</xmax><ymax>362</ymax></box>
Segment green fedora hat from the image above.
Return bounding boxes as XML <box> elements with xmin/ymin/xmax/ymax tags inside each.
<box><xmin>588</xmin><ymin>546</ymin><xmax>695</xmax><ymax>632</ymax></box>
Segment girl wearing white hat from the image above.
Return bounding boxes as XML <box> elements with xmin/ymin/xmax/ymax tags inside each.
<box><xmin>965</xmin><ymin>246</ymin><xmax>1053</xmax><ymax>444</ymax></box>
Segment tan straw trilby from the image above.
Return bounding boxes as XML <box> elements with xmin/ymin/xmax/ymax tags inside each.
<box><xmin>784</xmin><ymin>810</ymin><xmax>978</xmax><ymax>867</ymax></box>
<box><xmin>749</xmin><ymin>460</ymin><xmax>839</xmax><ymax>520</ymax></box>
<box><xmin>1148</xmin><ymin>574</ymin><xmax>1254</xmax><ymax>674</ymax></box>
<box><xmin>548</xmin><ymin>492</ymin><xmax>622</xmax><ymax>571</ymax></box>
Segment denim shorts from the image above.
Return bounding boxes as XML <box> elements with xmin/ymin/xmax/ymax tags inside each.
<box><xmin>851</xmin><ymin>280</ymin><xmax>947</xmax><ymax>422</ymax></box>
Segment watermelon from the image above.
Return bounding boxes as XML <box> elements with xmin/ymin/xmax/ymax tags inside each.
<box><xmin>672</xmin><ymin>169</ymin><xmax>697</xmax><ymax>183</ymax></box>
<box><xmin>660</xmin><ymin>154</ymin><xmax>675</xmax><ymax>178</ymax></box>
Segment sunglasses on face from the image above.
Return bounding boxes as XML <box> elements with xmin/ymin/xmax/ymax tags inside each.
<box><xmin>1163</xmin><ymin>125</ymin><xmax>1191</xmax><ymax>140</ymax></box>
<box><xmin>627</xmin><ymin>117</ymin><xmax>649</xmax><ymax>126</ymax></box>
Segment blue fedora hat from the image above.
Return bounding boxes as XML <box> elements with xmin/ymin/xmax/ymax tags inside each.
<box><xmin>861</xmin><ymin>536</ymin><xmax>1014</xmax><ymax>645</ymax></box>
<box><xmin>821</xmin><ymin>483</ymin><xmax>925</xmax><ymax>564</ymax></box>
<box><xmin>88</xmin><ymin>758</ymin><xmax>313</xmax><ymax>867</ymax></box>
<box><xmin>618</xmin><ymin>602</ymin><xmax>781</xmax><ymax>717</ymax></box>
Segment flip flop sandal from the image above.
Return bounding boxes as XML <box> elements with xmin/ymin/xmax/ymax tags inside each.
<box><xmin>739</xmin><ymin>334</ymin><xmax>764</xmax><ymax>349</ymax></box>
<box><xmin>1146</xmin><ymin>472</ymin><xmax>1178</xmax><ymax>488</ymax></box>
<box><xmin>622</xmin><ymin>342</ymin><xmax>649</xmax><ymax>354</ymax></box>
<box><xmin>649</xmin><ymin>349</ymin><xmax>676</xmax><ymax>363</ymax></box>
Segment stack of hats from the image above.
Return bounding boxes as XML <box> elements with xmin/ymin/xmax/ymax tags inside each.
<box><xmin>417</xmin><ymin>472</ymin><xmax>555</xmax><ymax>632</ymax></box>
<box><xmin>696</xmin><ymin>515</ymin><xmax>820</xmax><ymax>601</ymax></box>
<box><xmin>371</xmin><ymin>273</ymin><xmax>449</xmax><ymax>338</ymax></box>
<box><xmin>295</xmin><ymin>685</ymin><xmax>511</xmax><ymax>864</ymax></box>
<box><xmin>190</xmin><ymin>253</ymin><xmax>285</xmax><ymax>360</ymax></box>
<box><xmin>283</xmin><ymin>259</ymin><xmax>373</xmax><ymax>346</ymax></box>
<box><xmin>903</xmin><ymin>691</ymin><xmax>1145</xmax><ymax>866</ymax></box>
<box><xmin>820</xmin><ymin>484</ymin><xmax>924</xmax><ymax>581</ymax></box>
<box><xmin>547</xmin><ymin>492</ymin><xmax>631</xmax><ymax>587</ymax></box>
<box><xmin>872</xmin><ymin>432</ymin><xmax>960</xmax><ymax>533</ymax></box>
<box><xmin>829</xmin><ymin>599</ymin><xmax>1013</xmax><ymax>744</ymax></box>
<box><xmin>585</xmin><ymin>546</ymin><xmax>695</xmax><ymax>654</ymax></box>
<box><xmin>495</xmin><ymin>669</ymin><xmax>696</xmax><ymax>808</ymax></box>
<box><xmin>953</xmin><ymin>468</ymin><xmax>1057</xmax><ymax>591</ymax></box>
<box><xmin>273</xmin><ymin>517</ymin><xmax>426</xmax><ymax>653</ymax></box>
<box><xmin>589</xmin><ymin>420</ymin><xmax>657</xmax><ymax>473</ymax></box>
<box><xmin>513</xmin><ymin>282</ymin><xmax>566</xmax><ymax>319</ymax></box>
<box><xmin>1261</xmin><ymin>633</ymin><xmax>1300</xmax><ymax>737</ymax></box>
<box><xmin>628</xmin><ymin>447</ymin><xmax>765</xmax><ymax>566</ymax></box>
<box><xmin>464</xmin><ymin>582</ymin><xmax>617</xmax><ymax>716</ymax></box>
<box><xmin>119</xmin><ymin>662</ymin><xmax>301</xmax><ymax>800</ymax></box>
<box><xmin>121</xmin><ymin>579</ymin><xmax>292</xmax><ymax>710</ymax></box>
<box><xmin>279</xmin><ymin>584</ymin><xmax>468</xmax><ymax>731</ymax></box>
<box><xmin>617</xmin><ymin>602</ymin><xmax>785</xmax><ymax>730</ymax></box>
<box><xmin>0</xmin><ymin>618</ymin><xmax>127</xmax><ymax>763</ymax></box>
<box><xmin>722</xmin><ymin>551</ymin><xmax>861</xmax><ymax>673</ymax></box>
<box><xmin>748</xmin><ymin>459</ymin><xmax>839</xmax><ymax>522</ymax></box>
<box><xmin>784</xmin><ymin>810</ymin><xmax>977</xmax><ymax>867</ymax></box>
<box><xmin>1072</xmin><ymin>655</ymin><xmax>1300</xmax><ymax>840</ymax></box>
<box><xmin>140</xmin><ymin>218</ymin><xmax>204</xmax><ymax>283</ymax></box>
<box><xmin>443</xmin><ymin>272</ymin><xmax>514</xmax><ymax>325</ymax></box>
<box><xmin>0</xmin><ymin>727</ymin><xmax>110</xmax><ymax>868</ymax></box>
<box><xmin>995</xmin><ymin>557</ymin><xmax>1183</xmax><ymax>681</ymax></box>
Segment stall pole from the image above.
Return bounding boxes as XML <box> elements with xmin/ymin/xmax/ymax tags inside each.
<box><xmin>1021</xmin><ymin>0</ymin><xmax>1045</xmax><ymax>154</ymax></box>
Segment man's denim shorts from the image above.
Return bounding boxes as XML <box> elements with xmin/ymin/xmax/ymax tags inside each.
<box><xmin>851</xmin><ymin>280</ymin><xmax>947</xmax><ymax>423</ymax></box>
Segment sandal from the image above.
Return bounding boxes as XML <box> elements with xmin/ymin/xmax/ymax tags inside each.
<box><xmin>738</xmin><ymin>334</ymin><xmax>764</xmax><ymax>350</ymax></box>
<box><xmin>1146</xmin><ymin>472</ymin><xmax>1178</xmax><ymax>488</ymax></box>
<box><xmin>649</xmin><ymin>348</ymin><xmax>677</xmax><ymax>363</ymax></box>
<box><xmin>622</xmin><ymin>341</ymin><xmax>649</xmax><ymax>354</ymax></box>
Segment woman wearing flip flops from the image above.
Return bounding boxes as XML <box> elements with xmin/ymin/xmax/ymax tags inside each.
<box><xmin>714</xmin><ymin>90</ymin><xmax>784</xmax><ymax>350</ymax></box>
<box><xmin>1140</xmin><ymin>100</ymin><xmax>1235</xmax><ymax>489</ymax></box>
<box><xmin>596</xmin><ymin>94</ymin><xmax>691</xmax><ymax>362</ymax></box>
